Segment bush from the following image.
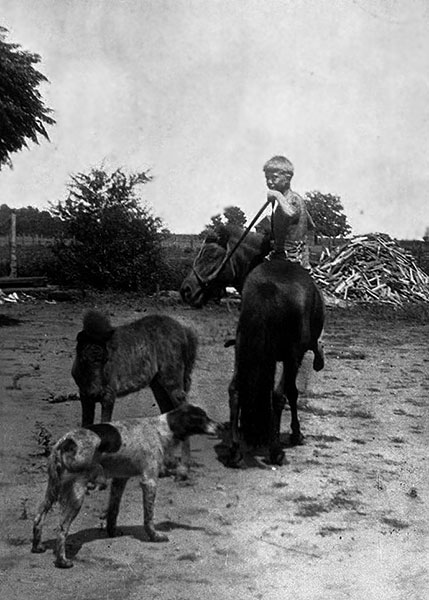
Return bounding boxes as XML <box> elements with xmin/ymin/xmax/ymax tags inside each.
<box><xmin>50</xmin><ymin>168</ymin><xmax>166</xmax><ymax>293</ymax></box>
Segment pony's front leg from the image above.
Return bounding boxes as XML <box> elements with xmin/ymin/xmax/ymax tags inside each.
<box><xmin>80</xmin><ymin>394</ymin><xmax>96</xmax><ymax>427</ymax></box>
<box><xmin>284</xmin><ymin>364</ymin><xmax>304</xmax><ymax>446</ymax></box>
<box><xmin>227</xmin><ymin>374</ymin><xmax>243</xmax><ymax>467</ymax></box>
<box><xmin>100</xmin><ymin>388</ymin><xmax>116</xmax><ymax>423</ymax></box>
<box><xmin>269</xmin><ymin>389</ymin><xmax>286</xmax><ymax>465</ymax></box>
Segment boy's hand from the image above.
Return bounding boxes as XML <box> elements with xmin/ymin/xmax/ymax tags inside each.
<box><xmin>267</xmin><ymin>189</ymin><xmax>284</xmax><ymax>205</ymax></box>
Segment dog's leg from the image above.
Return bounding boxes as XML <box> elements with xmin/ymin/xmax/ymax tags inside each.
<box><xmin>140</xmin><ymin>479</ymin><xmax>168</xmax><ymax>543</ymax></box>
<box><xmin>106</xmin><ymin>478</ymin><xmax>128</xmax><ymax>537</ymax></box>
<box><xmin>175</xmin><ymin>438</ymin><xmax>191</xmax><ymax>481</ymax></box>
<box><xmin>81</xmin><ymin>394</ymin><xmax>96</xmax><ymax>427</ymax></box>
<box><xmin>150</xmin><ymin>379</ymin><xmax>187</xmax><ymax>475</ymax></box>
<box><xmin>55</xmin><ymin>478</ymin><xmax>87</xmax><ymax>568</ymax></box>
<box><xmin>31</xmin><ymin>479</ymin><xmax>59</xmax><ymax>554</ymax></box>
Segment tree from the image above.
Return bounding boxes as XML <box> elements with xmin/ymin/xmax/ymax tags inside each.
<box><xmin>0</xmin><ymin>27</ymin><xmax>55</xmax><ymax>169</ymax></box>
<box><xmin>223</xmin><ymin>205</ymin><xmax>247</xmax><ymax>228</ymax></box>
<box><xmin>50</xmin><ymin>167</ymin><xmax>164</xmax><ymax>292</ymax></box>
<box><xmin>200</xmin><ymin>205</ymin><xmax>247</xmax><ymax>237</ymax></box>
<box><xmin>305</xmin><ymin>191</ymin><xmax>351</xmax><ymax>238</ymax></box>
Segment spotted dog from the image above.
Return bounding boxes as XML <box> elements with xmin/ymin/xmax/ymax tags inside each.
<box><xmin>31</xmin><ymin>404</ymin><xmax>218</xmax><ymax>569</ymax></box>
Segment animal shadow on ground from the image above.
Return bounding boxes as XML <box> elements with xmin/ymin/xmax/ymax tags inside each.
<box><xmin>0</xmin><ymin>314</ymin><xmax>21</xmax><ymax>327</ymax></box>
<box><xmin>215</xmin><ymin>422</ymin><xmax>296</xmax><ymax>469</ymax></box>
<box><xmin>38</xmin><ymin>521</ymin><xmax>206</xmax><ymax>561</ymax></box>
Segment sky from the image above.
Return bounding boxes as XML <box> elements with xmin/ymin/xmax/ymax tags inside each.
<box><xmin>1</xmin><ymin>0</ymin><xmax>429</xmax><ymax>239</ymax></box>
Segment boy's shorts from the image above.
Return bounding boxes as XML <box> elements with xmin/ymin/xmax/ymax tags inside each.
<box><xmin>266</xmin><ymin>241</ymin><xmax>311</xmax><ymax>269</ymax></box>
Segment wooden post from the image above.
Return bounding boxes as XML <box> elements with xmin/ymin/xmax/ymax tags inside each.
<box><xmin>10</xmin><ymin>210</ymin><xmax>17</xmax><ymax>278</ymax></box>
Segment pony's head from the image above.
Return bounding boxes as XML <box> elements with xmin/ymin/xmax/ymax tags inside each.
<box><xmin>180</xmin><ymin>225</ymin><xmax>271</xmax><ymax>308</ymax></box>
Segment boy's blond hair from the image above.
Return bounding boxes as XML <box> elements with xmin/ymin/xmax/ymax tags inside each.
<box><xmin>263</xmin><ymin>155</ymin><xmax>294</xmax><ymax>177</ymax></box>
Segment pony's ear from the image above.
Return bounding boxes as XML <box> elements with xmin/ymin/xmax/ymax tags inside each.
<box><xmin>216</xmin><ymin>224</ymin><xmax>230</xmax><ymax>248</ymax></box>
<box><xmin>204</xmin><ymin>224</ymin><xmax>230</xmax><ymax>248</ymax></box>
<box><xmin>205</xmin><ymin>231</ymin><xmax>219</xmax><ymax>244</ymax></box>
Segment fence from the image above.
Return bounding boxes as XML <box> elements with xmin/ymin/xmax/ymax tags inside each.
<box><xmin>1</xmin><ymin>234</ymin><xmax>429</xmax><ymax>277</ymax></box>
<box><xmin>0</xmin><ymin>235</ymin><xmax>54</xmax><ymax>247</ymax></box>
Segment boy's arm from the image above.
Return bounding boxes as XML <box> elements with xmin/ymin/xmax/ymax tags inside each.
<box><xmin>267</xmin><ymin>190</ymin><xmax>299</xmax><ymax>220</ymax></box>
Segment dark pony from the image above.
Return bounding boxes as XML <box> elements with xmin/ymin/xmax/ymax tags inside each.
<box><xmin>180</xmin><ymin>223</ymin><xmax>325</xmax><ymax>466</ymax></box>
<box><xmin>229</xmin><ymin>260</ymin><xmax>325</xmax><ymax>465</ymax></box>
<box><xmin>180</xmin><ymin>224</ymin><xmax>271</xmax><ymax>307</ymax></box>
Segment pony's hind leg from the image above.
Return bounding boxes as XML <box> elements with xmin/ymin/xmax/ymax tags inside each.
<box><xmin>312</xmin><ymin>335</ymin><xmax>325</xmax><ymax>372</ymax></box>
<box><xmin>283</xmin><ymin>360</ymin><xmax>304</xmax><ymax>446</ymax></box>
<box><xmin>269</xmin><ymin>383</ymin><xmax>286</xmax><ymax>465</ymax></box>
<box><xmin>226</xmin><ymin>374</ymin><xmax>243</xmax><ymax>467</ymax></box>
<box><xmin>55</xmin><ymin>479</ymin><xmax>87</xmax><ymax>568</ymax></box>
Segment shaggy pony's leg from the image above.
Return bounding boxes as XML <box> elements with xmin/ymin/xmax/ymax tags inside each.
<box><xmin>55</xmin><ymin>479</ymin><xmax>87</xmax><ymax>568</ymax></box>
<box><xmin>80</xmin><ymin>394</ymin><xmax>96</xmax><ymax>427</ymax></box>
<box><xmin>106</xmin><ymin>478</ymin><xmax>128</xmax><ymax>537</ymax></box>
<box><xmin>100</xmin><ymin>387</ymin><xmax>116</xmax><ymax>423</ymax></box>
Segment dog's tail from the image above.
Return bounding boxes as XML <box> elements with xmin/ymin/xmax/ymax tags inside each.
<box><xmin>81</xmin><ymin>310</ymin><xmax>115</xmax><ymax>343</ymax></box>
<box><xmin>44</xmin><ymin>440</ymin><xmax>71</xmax><ymax>503</ymax></box>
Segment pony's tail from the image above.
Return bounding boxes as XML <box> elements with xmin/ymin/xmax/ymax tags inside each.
<box><xmin>237</xmin><ymin>319</ymin><xmax>276</xmax><ymax>446</ymax></box>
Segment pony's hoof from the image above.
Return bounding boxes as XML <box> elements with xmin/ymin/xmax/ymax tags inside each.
<box><xmin>226</xmin><ymin>444</ymin><xmax>243</xmax><ymax>468</ymax></box>
<box><xmin>55</xmin><ymin>558</ymin><xmax>74</xmax><ymax>569</ymax></box>
<box><xmin>269</xmin><ymin>449</ymin><xmax>285</xmax><ymax>466</ymax></box>
<box><xmin>290</xmin><ymin>432</ymin><xmax>304</xmax><ymax>446</ymax></box>
<box><xmin>31</xmin><ymin>543</ymin><xmax>46</xmax><ymax>554</ymax></box>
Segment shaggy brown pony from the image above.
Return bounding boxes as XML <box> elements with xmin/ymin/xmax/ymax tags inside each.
<box><xmin>71</xmin><ymin>310</ymin><xmax>198</xmax><ymax>475</ymax></box>
<box><xmin>72</xmin><ymin>310</ymin><xmax>198</xmax><ymax>426</ymax></box>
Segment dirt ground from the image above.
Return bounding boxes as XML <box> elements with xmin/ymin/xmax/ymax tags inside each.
<box><xmin>0</xmin><ymin>293</ymin><xmax>428</xmax><ymax>600</ymax></box>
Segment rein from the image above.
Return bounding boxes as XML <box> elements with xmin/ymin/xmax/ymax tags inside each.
<box><xmin>192</xmin><ymin>199</ymin><xmax>272</xmax><ymax>289</ymax></box>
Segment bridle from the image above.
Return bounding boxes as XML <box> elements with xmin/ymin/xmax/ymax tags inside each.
<box><xmin>191</xmin><ymin>199</ymin><xmax>272</xmax><ymax>290</ymax></box>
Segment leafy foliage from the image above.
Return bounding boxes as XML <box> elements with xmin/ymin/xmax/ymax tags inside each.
<box><xmin>0</xmin><ymin>27</ymin><xmax>55</xmax><ymax>168</ymax></box>
<box><xmin>305</xmin><ymin>191</ymin><xmax>351</xmax><ymax>238</ymax></box>
<box><xmin>200</xmin><ymin>205</ymin><xmax>247</xmax><ymax>237</ymax></box>
<box><xmin>50</xmin><ymin>167</ymin><xmax>165</xmax><ymax>292</ymax></box>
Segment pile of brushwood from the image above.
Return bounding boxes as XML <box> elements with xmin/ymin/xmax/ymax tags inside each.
<box><xmin>312</xmin><ymin>233</ymin><xmax>429</xmax><ymax>306</ymax></box>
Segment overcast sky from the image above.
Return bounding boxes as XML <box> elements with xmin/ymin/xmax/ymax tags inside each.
<box><xmin>1</xmin><ymin>0</ymin><xmax>429</xmax><ymax>238</ymax></box>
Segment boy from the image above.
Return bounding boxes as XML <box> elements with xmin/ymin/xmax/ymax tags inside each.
<box><xmin>262</xmin><ymin>155</ymin><xmax>314</xmax><ymax>268</ymax></box>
